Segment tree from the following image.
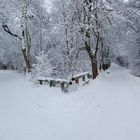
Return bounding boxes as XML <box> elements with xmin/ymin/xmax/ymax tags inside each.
<box><xmin>31</xmin><ymin>51</ymin><xmax>58</xmax><ymax>80</ymax></box>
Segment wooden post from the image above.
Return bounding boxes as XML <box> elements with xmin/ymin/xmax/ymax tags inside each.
<box><xmin>82</xmin><ymin>76</ymin><xmax>85</xmax><ymax>82</ymax></box>
<box><xmin>39</xmin><ymin>80</ymin><xmax>43</xmax><ymax>85</ymax></box>
<box><xmin>61</xmin><ymin>82</ymin><xmax>65</xmax><ymax>92</ymax></box>
<box><xmin>99</xmin><ymin>64</ymin><xmax>102</xmax><ymax>71</ymax></box>
<box><xmin>87</xmin><ymin>73</ymin><xmax>92</xmax><ymax>79</ymax></box>
<box><xmin>50</xmin><ymin>81</ymin><xmax>53</xmax><ymax>87</ymax></box>
<box><xmin>102</xmin><ymin>64</ymin><xmax>106</xmax><ymax>71</ymax></box>
<box><xmin>76</xmin><ymin>78</ymin><xmax>79</xmax><ymax>86</ymax></box>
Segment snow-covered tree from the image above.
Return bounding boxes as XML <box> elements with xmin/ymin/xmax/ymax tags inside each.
<box><xmin>31</xmin><ymin>51</ymin><xmax>58</xmax><ymax>80</ymax></box>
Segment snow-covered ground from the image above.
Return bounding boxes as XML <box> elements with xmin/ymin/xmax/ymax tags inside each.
<box><xmin>0</xmin><ymin>64</ymin><xmax>140</xmax><ymax>140</ymax></box>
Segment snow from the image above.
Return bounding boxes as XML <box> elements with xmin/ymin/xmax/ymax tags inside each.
<box><xmin>37</xmin><ymin>76</ymin><xmax>69</xmax><ymax>83</ymax></box>
<box><xmin>72</xmin><ymin>71</ymin><xmax>90</xmax><ymax>78</ymax></box>
<box><xmin>0</xmin><ymin>64</ymin><xmax>140</xmax><ymax>140</ymax></box>
<box><xmin>37</xmin><ymin>76</ymin><xmax>54</xmax><ymax>81</ymax></box>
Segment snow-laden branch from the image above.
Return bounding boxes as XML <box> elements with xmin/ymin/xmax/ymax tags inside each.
<box><xmin>1</xmin><ymin>23</ymin><xmax>21</xmax><ymax>40</ymax></box>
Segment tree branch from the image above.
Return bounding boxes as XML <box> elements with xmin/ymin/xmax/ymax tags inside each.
<box><xmin>2</xmin><ymin>23</ymin><xmax>21</xmax><ymax>40</ymax></box>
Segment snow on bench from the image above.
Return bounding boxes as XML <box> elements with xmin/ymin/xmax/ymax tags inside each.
<box><xmin>37</xmin><ymin>77</ymin><xmax>70</xmax><ymax>92</ymax></box>
<box><xmin>37</xmin><ymin>72</ymin><xmax>92</xmax><ymax>92</ymax></box>
<box><xmin>38</xmin><ymin>77</ymin><xmax>69</xmax><ymax>85</ymax></box>
<box><xmin>71</xmin><ymin>72</ymin><xmax>92</xmax><ymax>85</ymax></box>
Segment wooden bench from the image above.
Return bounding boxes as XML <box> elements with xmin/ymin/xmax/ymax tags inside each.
<box><xmin>71</xmin><ymin>72</ymin><xmax>92</xmax><ymax>86</ymax></box>
<box><xmin>37</xmin><ymin>77</ymin><xmax>70</xmax><ymax>92</ymax></box>
<box><xmin>37</xmin><ymin>72</ymin><xmax>92</xmax><ymax>92</ymax></box>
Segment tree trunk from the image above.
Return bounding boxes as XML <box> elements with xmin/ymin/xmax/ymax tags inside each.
<box><xmin>85</xmin><ymin>42</ymin><xmax>98</xmax><ymax>79</ymax></box>
<box><xmin>22</xmin><ymin>48</ymin><xmax>31</xmax><ymax>72</ymax></box>
<box><xmin>21</xmin><ymin>0</ymin><xmax>32</xmax><ymax>72</ymax></box>
<box><xmin>91</xmin><ymin>56</ymin><xmax>98</xmax><ymax>79</ymax></box>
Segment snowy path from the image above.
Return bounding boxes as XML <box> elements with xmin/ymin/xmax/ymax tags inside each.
<box><xmin>0</xmin><ymin>64</ymin><xmax>140</xmax><ymax>140</ymax></box>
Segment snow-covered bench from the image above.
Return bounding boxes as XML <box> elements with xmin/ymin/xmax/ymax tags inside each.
<box><xmin>71</xmin><ymin>72</ymin><xmax>92</xmax><ymax>86</ymax></box>
<box><xmin>37</xmin><ymin>72</ymin><xmax>92</xmax><ymax>92</ymax></box>
<box><xmin>37</xmin><ymin>77</ymin><xmax>70</xmax><ymax>92</ymax></box>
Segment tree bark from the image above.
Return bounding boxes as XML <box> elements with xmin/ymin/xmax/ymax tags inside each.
<box><xmin>85</xmin><ymin>42</ymin><xmax>98</xmax><ymax>79</ymax></box>
<box><xmin>22</xmin><ymin>48</ymin><xmax>31</xmax><ymax>72</ymax></box>
<box><xmin>21</xmin><ymin>0</ymin><xmax>32</xmax><ymax>72</ymax></box>
<box><xmin>91</xmin><ymin>57</ymin><xmax>98</xmax><ymax>79</ymax></box>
